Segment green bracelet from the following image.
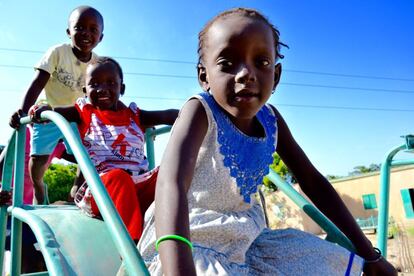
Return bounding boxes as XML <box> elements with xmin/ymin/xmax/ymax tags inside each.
<box><xmin>155</xmin><ymin>234</ymin><xmax>193</xmax><ymax>251</ymax></box>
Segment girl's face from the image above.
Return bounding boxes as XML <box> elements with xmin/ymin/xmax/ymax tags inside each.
<box><xmin>199</xmin><ymin>15</ymin><xmax>281</xmax><ymax>122</ymax></box>
<box><xmin>84</xmin><ymin>62</ymin><xmax>124</xmax><ymax>111</ymax></box>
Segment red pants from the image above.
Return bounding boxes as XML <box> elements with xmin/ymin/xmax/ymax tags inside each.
<box><xmin>90</xmin><ymin>168</ymin><xmax>158</xmax><ymax>241</ymax></box>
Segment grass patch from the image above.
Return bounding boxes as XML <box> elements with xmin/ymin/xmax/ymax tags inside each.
<box><xmin>407</xmin><ymin>226</ymin><xmax>414</xmax><ymax>237</ymax></box>
<box><xmin>388</xmin><ymin>223</ymin><xmax>400</xmax><ymax>239</ymax></box>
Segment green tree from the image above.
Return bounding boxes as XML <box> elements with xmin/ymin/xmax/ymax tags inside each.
<box><xmin>44</xmin><ymin>163</ymin><xmax>77</xmax><ymax>203</ymax></box>
<box><xmin>326</xmin><ymin>175</ymin><xmax>341</xmax><ymax>180</ymax></box>
<box><xmin>349</xmin><ymin>163</ymin><xmax>380</xmax><ymax>176</ymax></box>
<box><xmin>263</xmin><ymin>152</ymin><xmax>295</xmax><ymax>191</ymax></box>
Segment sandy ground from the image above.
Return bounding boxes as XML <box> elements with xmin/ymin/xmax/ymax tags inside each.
<box><xmin>363</xmin><ymin>222</ymin><xmax>414</xmax><ymax>274</ymax></box>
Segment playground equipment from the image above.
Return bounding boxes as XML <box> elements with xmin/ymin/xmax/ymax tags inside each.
<box><xmin>0</xmin><ymin>111</ymin><xmax>400</xmax><ymax>275</ymax></box>
<box><xmin>377</xmin><ymin>134</ymin><xmax>414</xmax><ymax>257</ymax></box>
<box><xmin>0</xmin><ymin>111</ymin><xmax>156</xmax><ymax>275</ymax></box>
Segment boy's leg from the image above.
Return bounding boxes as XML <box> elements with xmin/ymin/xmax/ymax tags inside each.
<box><xmin>134</xmin><ymin>168</ymin><xmax>159</xmax><ymax>217</ymax></box>
<box><xmin>29</xmin><ymin>155</ymin><xmax>49</xmax><ymax>204</ymax></box>
<box><xmin>30</xmin><ymin>123</ymin><xmax>62</xmax><ymax>204</ymax></box>
<box><xmin>90</xmin><ymin>169</ymin><xmax>143</xmax><ymax>241</ymax></box>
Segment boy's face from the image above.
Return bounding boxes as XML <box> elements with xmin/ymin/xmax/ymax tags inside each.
<box><xmin>67</xmin><ymin>9</ymin><xmax>103</xmax><ymax>56</ymax></box>
<box><xmin>84</xmin><ymin>62</ymin><xmax>124</xmax><ymax>111</ymax></box>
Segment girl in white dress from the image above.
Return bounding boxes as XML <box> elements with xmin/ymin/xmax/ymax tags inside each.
<box><xmin>135</xmin><ymin>8</ymin><xmax>396</xmax><ymax>276</ymax></box>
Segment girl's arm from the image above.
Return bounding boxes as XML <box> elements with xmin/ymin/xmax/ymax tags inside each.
<box><xmin>139</xmin><ymin>109</ymin><xmax>179</xmax><ymax>129</ymax></box>
<box><xmin>155</xmin><ymin>99</ymin><xmax>207</xmax><ymax>276</ymax></box>
<box><xmin>272</xmin><ymin>105</ymin><xmax>396</xmax><ymax>275</ymax></box>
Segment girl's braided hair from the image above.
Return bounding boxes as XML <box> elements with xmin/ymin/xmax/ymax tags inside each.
<box><xmin>197</xmin><ymin>8</ymin><xmax>287</xmax><ymax>68</ymax></box>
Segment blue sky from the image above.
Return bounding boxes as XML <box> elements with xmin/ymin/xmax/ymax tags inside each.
<box><xmin>0</xmin><ymin>1</ymin><xmax>413</xmax><ymax>176</ymax></box>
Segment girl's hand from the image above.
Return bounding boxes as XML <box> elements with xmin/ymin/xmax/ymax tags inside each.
<box><xmin>29</xmin><ymin>104</ymin><xmax>52</xmax><ymax>124</ymax></box>
<box><xmin>0</xmin><ymin>190</ymin><xmax>12</xmax><ymax>206</ymax></box>
<box><xmin>363</xmin><ymin>256</ymin><xmax>397</xmax><ymax>276</ymax></box>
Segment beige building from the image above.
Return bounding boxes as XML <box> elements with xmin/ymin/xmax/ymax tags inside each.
<box><xmin>265</xmin><ymin>165</ymin><xmax>414</xmax><ymax>234</ymax></box>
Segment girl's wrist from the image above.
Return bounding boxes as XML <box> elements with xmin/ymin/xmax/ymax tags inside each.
<box><xmin>364</xmin><ymin>247</ymin><xmax>382</xmax><ymax>262</ymax></box>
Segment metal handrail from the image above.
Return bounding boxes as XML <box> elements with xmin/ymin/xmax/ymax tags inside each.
<box><xmin>267</xmin><ymin>169</ymin><xmax>356</xmax><ymax>252</ymax></box>
<box><xmin>3</xmin><ymin>112</ymin><xmax>149</xmax><ymax>275</ymax></box>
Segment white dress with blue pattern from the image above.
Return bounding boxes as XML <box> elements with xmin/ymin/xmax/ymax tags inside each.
<box><xmin>131</xmin><ymin>93</ymin><xmax>363</xmax><ymax>275</ymax></box>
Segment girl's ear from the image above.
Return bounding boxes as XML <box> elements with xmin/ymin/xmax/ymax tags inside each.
<box><xmin>66</xmin><ymin>28</ymin><xmax>71</xmax><ymax>38</ymax></box>
<box><xmin>99</xmin><ymin>33</ymin><xmax>104</xmax><ymax>42</ymax></box>
<box><xmin>197</xmin><ymin>64</ymin><xmax>210</xmax><ymax>92</ymax></box>
<box><xmin>273</xmin><ymin>63</ymin><xmax>282</xmax><ymax>91</ymax></box>
<box><xmin>120</xmin><ymin>83</ymin><xmax>125</xmax><ymax>96</ymax></box>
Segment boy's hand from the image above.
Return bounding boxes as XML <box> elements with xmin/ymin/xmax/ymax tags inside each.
<box><xmin>29</xmin><ymin>104</ymin><xmax>52</xmax><ymax>124</ymax></box>
<box><xmin>9</xmin><ymin>109</ymin><xmax>26</xmax><ymax>129</ymax></box>
<box><xmin>0</xmin><ymin>190</ymin><xmax>12</xmax><ymax>206</ymax></box>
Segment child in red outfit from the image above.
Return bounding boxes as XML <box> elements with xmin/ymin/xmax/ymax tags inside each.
<box><xmin>32</xmin><ymin>56</ymin><xmax>178</xmax><ymax>241</ymax></box>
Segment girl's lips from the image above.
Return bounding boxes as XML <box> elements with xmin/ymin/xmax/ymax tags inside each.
<box><xmin>234</xmin><ymin>94</ymin><xmax>257</xmax><ymax>103</ymax></box>
<box><xmin>234</xmin><ymin>90</ymin><xmax>258</xmax><ymax>102</ymax></box>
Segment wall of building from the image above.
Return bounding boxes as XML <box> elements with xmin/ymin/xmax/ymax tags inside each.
<box><xmin>266</xmin><ymin>165</ymin><xmax>414</xmax><ymax>234</ymax></box>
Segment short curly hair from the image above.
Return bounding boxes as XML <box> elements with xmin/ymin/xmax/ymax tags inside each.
<box><xmin>89</xmin><ymin>56</ymin><xmax>124</xmax><ymax>81</ymax></box>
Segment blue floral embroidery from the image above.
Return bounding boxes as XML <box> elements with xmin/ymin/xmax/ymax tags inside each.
<box><xmin>201</xmin><ymin>92</ymin><xmax>277</xmax><ymax>203</ymax></box>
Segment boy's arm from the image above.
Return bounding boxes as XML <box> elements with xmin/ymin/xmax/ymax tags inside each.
<box><xmin>10</xmin><ymin>69</ymin><xmax>50</xmax><ymax>128</ymax></box>
<box><xmin>139</xmin><ymin>109</ymin><xmax>179</xmax><ymax>129</ymax></box>
<box><xmin>155</xmin><ymin>100</ymin><xmax>206</xmax><ymax>276</ymax></box>
<box><xmin>272</xmin><ymin>105</ymin><xmax>396</xmax><ymax>275</ymax></box>
<box><xmin>31</xmin><ymin>105</ymin><xmax>80</xmax><ymax>123</ymax></box>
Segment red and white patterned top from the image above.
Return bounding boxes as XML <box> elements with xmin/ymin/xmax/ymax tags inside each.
<box><xmin>75</xmin><ymin>98</ymin><xmax>148</xmax><ymax>176</ymax></box>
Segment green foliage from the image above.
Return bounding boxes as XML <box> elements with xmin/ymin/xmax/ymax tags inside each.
<box><xmin>263</xmin><ymin>152</ymin><xmax>295</xmax><ymax>191</ymax></box>
<box><xmin>349</xmin><ymin>163</ymin><xmax>380</xmax><ymax>176</ymax></box>
<box><xmin>407</xmin><ymin>226</ymin><xmax>414</xmax><ymax>237</ymax></box>
<box><xmin>44</xmin><ymin>163</ymin><xmax>77</xmax><ymax>203</ymax></box>
<box><xmin>387</xmin><ymin>223</ymin><xmax>400</xmax><ymax>239</ymax></box>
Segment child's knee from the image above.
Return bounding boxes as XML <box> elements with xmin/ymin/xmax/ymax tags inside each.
<box><xmin>29</xmin><ymin>155</ymin><xmax>50</xmax><ymax>177</ymax></box>
<box><xmin>30</xmin><ymin>155</ymin><xmax>50</xmax><ymax>166</ymax></box>
<box><xmin>105</xmin><ymin>169</ymin><xmax>131</xmax><ymax>179</ymax></box>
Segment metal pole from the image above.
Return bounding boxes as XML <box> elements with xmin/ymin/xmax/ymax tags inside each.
<box><xmin>377</xmin><ymin>144</ymin><xmax>405</xmax><ymax>257</ymax></box>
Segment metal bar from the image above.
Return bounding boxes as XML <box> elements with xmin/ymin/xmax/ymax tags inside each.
<box><xmin>12</xmin><ymin>207</ymin><xmax>69</xmax><ymax>276</ymax></box>
<box><xmin>145</xmin><ymin>130</ymin><xmax>156</xmax><ymax>170</ymax></box>
<box><xmin>37</xmin><ymin>112</ymin><xmax>149</xmax><ymax>276</ymax></box>
<box><xmin>377</xmin><ymin>144</ymin><xmax>405</xmax><ymax>257</ymax></box>
<box><xmin>145</xmin><ymin>126</ymin><xmax>172</xmax><ymax>170</ymax></box>
<box><xmin>10</xmin><ymin>127</ymin><xmax>26</xmax><ymax>275</ymax></box>
<box><xmin>0</xmin><ymin>132</ymin><xmax>16</xmax><ymax>272</ymax></box>
<box><xmin>390</xmin><ymin>158</ymin><xmax>414</xmax><ymax>167</ymax></box>
<box><xmin>21</xmin><ymin>272</ymin><xmax>49</xmax><ymax>276</ymax></box>
<box><xmin>267</xmin><ymin>169</ymin><xmax>355</xmax><ymax>252</ymax></box>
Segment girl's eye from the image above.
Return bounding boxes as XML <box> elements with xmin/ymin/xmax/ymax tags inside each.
<box><xmin>217</xmin><ymin>59</ymin><xmax>233</xmax><ymax>68</ymax></box>
<box><xmin>257</xmin><ymin>58</ymin><xmax>271</xmax><ymax>67</ymax></box>
<box><xmin>74</xmin><ymin>25</ymin><xmax>83</xmax><ymax>31</ymax></box>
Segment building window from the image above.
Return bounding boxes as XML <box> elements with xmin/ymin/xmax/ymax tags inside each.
<box><xmin>401</xmin><ymin>188</ymin><xmax>414</xmax><ymax>219</ymax></box>
<box><xmin>362</xmin><ymin>194</ymin><xmax>377</xmax><ymax>210</ymax></box>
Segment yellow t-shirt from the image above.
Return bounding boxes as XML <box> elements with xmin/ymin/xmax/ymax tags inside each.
<box><xmin>35</xmin><ymin>43</ymin><xmax>97</xmax><ymax>108</ymax></box>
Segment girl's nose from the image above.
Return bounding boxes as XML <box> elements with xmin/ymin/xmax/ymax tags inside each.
<box><xmin>235</xmin><ymin>65</ymin><xmax>256</xmax><ymax>84</ymax></box>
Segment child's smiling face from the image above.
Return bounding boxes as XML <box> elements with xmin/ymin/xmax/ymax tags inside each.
<box><xmin>199</xmin><ymin>15</ymin><xmax>281</xmax><ymax>121</ymax></box>
<box><xmin>84</xmin><ymin>62</ymin><xmax>124</xmax><ymax>111</ymax></box>
<box><xmin>67</xmin><ymin>8</ymin><xmax>103</xmax><ymax>57</ymax></box>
